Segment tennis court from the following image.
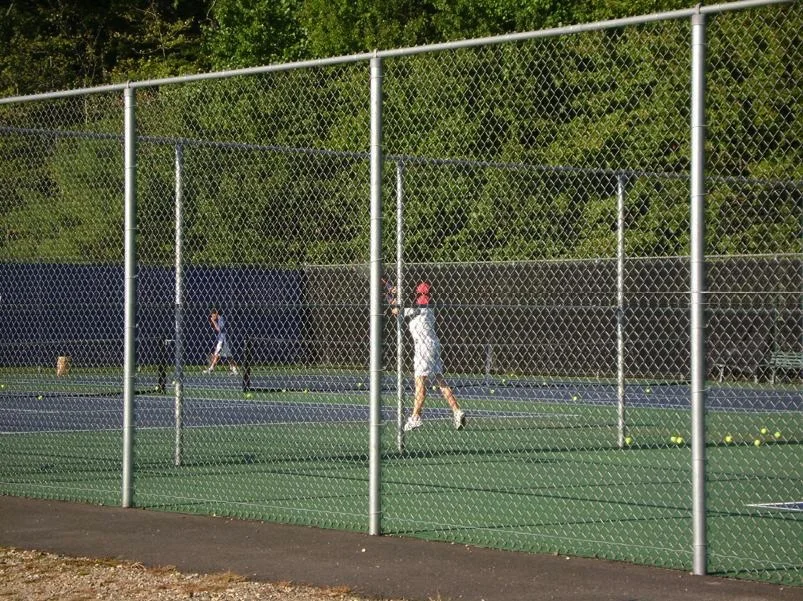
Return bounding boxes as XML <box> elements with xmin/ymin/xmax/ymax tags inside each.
<box><xmin>1</xmin><ymin>367</ymin><xmax>800</xmax><ymax>584</ymax></box>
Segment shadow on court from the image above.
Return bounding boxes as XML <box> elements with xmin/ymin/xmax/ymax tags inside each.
<box><xmin>0</xmin><ymin>495</ymin><xmax>799</xmax><ymax>601</ymax></box>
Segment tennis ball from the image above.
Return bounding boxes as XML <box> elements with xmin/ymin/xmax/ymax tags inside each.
<box><xmin>723</xmin><ymin>434</ymin><xmax>733</xmax><ymax>444</ymax></box>
<box><xmin>645</xmin><ymin>387</ymin><xmax>652</xmax><ymax>394</ymax></box>
<box><xmin>572</xmin><ymin>394</ymin><xmax>579</xmax><ymax>401</ymax></box>
<box><xmin>0</xmin><ymin>384</ymin><xmax>5</xmax><ymax>389</ymax></box>
<box><xmin>753</xmin><ymin>438</ymin><xmax>762</xmax><ymax>447</ymax></box>
<box><xmin>246</xmin><ymin>393</ymin><xmax>253</xmax><ymax>399</ymax></box>
<box><xmin>760</xmin><ymin>427</ymin><xmax>769</xmax><ymax>435</ymax></box>
<box><xmin>624</xmin><ymin>436</ymin><xmax>633</xmax><ymax>445</ymax></box>
<box><xmin>773</xmin><ymin>431</ymin><xmax>782</xmax><ymax>439</ymax></box>
<box><xmin>676</xmin><ymin>436</ymin><xmax>684</xmax><ymax>445</ymax></box>
<box><xmin>670</xmin><ymin>435</ymin><xmax>678</xmax><ymax>444</ymax></box>
<box><xmin>37</xmin><ymin>395</ymin><xmax>43</xmax><ymax>400</ymax></box>
<box><xmin>501</xmin><ymin>378</ymin><xmax>507</xmax><ymax>385</ymax></box>
<box><xmin>303</xmin><ymin>389</ymin><xmax>309</xmax><ymax>393</ymax></box>
<box><xmin>489</xmin><ymin>389</ymin><xmax>495</xmax><ymax>394</ymax></box>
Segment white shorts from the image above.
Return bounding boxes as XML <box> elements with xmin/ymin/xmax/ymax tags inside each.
<box><xmin>214</xmin><ymin>338</ymin><xmax>232</xmax><ymax>358</ymax></box>
<box><xmin>413</xmin><ymin>339</ymin><xmax>442</xmax><ymax>378</ymax></box>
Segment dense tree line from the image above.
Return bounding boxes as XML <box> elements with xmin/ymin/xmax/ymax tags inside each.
<box><xmin>1</xmin><ymin>0</ymin><xmax>700</xmax><ymax>96</ymax></box>
<box><xmin>0</xmin><ymin>1</ymin><xmax>800</xmax><ymax>267</ymax></box>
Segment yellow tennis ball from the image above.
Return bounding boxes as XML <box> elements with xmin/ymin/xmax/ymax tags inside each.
<box><xmin>670</xmin><ymin>435</ymin><xmax>678</xmax><ymax>444</ymax></box>
<box><xmin>753</xmin><ymin>439</ymin><xmax>762</xmax><ymax>447</ymax></box>
<box><xmin>624</xmin><ymin>436</ymin><xmax>633</xmax><ymax>445</ymax></box>
<box><xmin>37</xmin><ymin>395</ymin><xmax>43</xmax><ymax>400</ymax></box>
<box><xmin>723</xmin><ymin>434</ymin><xmax>733</xmax><ymax>444</ymax></box>
<box><xmin>773</xmin><ymin>431</ymin><xmax>782</xmax><ymax>439</ymax></box>
<box><xmin>760</xmin><ymin>427</ymin><xmax>769</xmax><ymax>435</ymax></box>
<box><xmin>676</xmin><ymin>436</ymin><xmax>684</xmax><ymax>445</ymax></box>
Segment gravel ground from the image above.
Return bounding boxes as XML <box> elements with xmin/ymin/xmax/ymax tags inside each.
<box><xmin>0</xmin><ymin>547</ymin><xmax>408</xmax><ymax>601</ymax></box>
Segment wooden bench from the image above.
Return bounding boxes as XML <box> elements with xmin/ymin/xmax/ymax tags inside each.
<box><xmin>763</xmin><ymin>351</ymin><xmax>803</xmax><ymax>384</ymax></box>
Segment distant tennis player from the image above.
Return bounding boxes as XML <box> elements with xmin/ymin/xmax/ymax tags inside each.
<box><xmin>391</xmin><ymin>280</ymin><xmax>465</xmax><ymax>431</ymax></box>
<box><xmin>205</xmin><ymin>308</ymin><xmax>239</xmax><ymax>375</ymax></box>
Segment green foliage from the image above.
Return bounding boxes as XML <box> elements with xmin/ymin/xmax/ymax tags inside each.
<box><xmin>203</xmin><ymin>0</ymin><xmax>307</xmax><ymax>69</ymax></box>
<box><xmin>0</xmin><ymin>1</ymin><xmax>209</xmax><ymax>97</ymax></box>
<box><xmin>0</xmin><ymin>1</ymin><xmax>800</xmax><ymax>266</ymax></box>
<box><xmin>0</xmin><ymin>135</ymin><xmax>123</xmax><ymax>262</ymax></box>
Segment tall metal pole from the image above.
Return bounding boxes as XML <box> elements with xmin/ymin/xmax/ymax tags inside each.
<box><xmin>395</xmin><ymin>162</ymin><xmax>405</xmax><ymax>452</ymax></box>
<box><xmin>174</xmin><ymin>144</ymin><xmax>185</xmax><ymax>466</ymax></box>
<box><xmin>368</xmin><ymin>55</ymin><xmax>384</xmax><ymax>536</ymax></box>
<box><xmin>616</xmin><ymin>174</ymin><xmax>627</xmax><ymax>448</ymax></box>
<box><xmin>122</xmin><ymin>85</ymin><xmax>137</xmax><ymax>508</ymax></box>
<box><xmin>690</xmin><ymin>9</ymin><xmax>708</xmax><ymax>576</ymax></box>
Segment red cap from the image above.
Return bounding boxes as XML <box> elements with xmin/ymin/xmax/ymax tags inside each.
<box><xmin>414</xmin><ymin>281</ymin><xmax>431</xmax><ymax>306</ymax></box>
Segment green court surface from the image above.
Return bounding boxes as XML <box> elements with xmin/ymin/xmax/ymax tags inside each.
<box><xmin>0</xmin><ymin>384</ymin><xmax>800</xmax><ymax>586</ymax></box>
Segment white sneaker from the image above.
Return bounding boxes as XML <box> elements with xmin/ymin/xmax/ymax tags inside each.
<box><xmin>404</xmin><ymin>415</ymin><xmax>423</xmax><ymax>432</ymax></box>
<box><xmin>453</xmin><ymin>409</ymin><xmax>466</xmax><ymax>430</ymax></box>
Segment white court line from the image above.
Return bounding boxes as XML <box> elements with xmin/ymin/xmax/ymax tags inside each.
<box><xmin>746</xmin><ymin>501</ymin><xmax>803</xmax><ymax>512</ymax></box>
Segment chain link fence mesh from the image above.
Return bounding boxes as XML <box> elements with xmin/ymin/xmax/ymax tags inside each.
<box><xmin>0</xmin><ymin>94</ymin><xmax>127</xmax><ymax>505</ymax></box>
<box><xmin>1</xmin><ymin>2</ymin><xmax>800</xmax><ymax>585</ymax></box>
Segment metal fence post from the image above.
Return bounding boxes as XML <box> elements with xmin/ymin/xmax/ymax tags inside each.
<box><xmin>369</xmin><ymin>54</ymin><xmax>384</xmax><ymax>536</ymax></box>
<box><xmin>174</xmin><ymin>143</ymin><xmax>185</xmax><ymax>467</ymax></box>
<box><xmin>396</xmin><ymin>161</ymin><xmax>405</xmax><ymax>453</ymax></box>
<box><xmin>616</xmin><ymin>173</ymin><xmax>627</xmax><ymax>448</ymax></box>
<box><xmin>122</xmin><ymin>85</ymin><xmax>137</xmax><ymax>508</ymax></box>
<box><xmin>690</xmin><ymin>8</ymin><xmax>708</xmax><ymax>576</ymax></box>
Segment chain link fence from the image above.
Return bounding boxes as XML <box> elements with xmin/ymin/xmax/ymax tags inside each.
<box><xmin>1</xmin><ymin>0</ymin><xmax>800</xmax><ymax>585</ymax></box>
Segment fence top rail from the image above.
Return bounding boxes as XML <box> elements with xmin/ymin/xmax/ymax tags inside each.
<box><xmin>0</xmin><ymin>0</ymin><xmax>793</xmax><ymax>106</ymax></box>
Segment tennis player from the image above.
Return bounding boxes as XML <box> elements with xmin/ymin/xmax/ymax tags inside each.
<box><xmin>392</xmin><ymin>281</ymin><xmax>465</xmax><ymax>431</ymax></box>
<box><xmin>205</xmin><ymin>308</ymin><xmax>239</xmax><ymax>374</ymax></box>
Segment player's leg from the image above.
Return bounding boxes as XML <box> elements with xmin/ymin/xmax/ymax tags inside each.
<box><xmin>434</xmin><ymin>373</ymin><xmax>465</xmax><ymax>430</ymax></box>
<box><xmin>206</xmin><ymin>340</ymin><xmax>223</xmax><ymax>372</ymax></box>
<box><xmin>220</xmin><ymin>340</ymin><xmax>238</xmax><ymax>374</ymax></box>
<box><xmin>404</xmin><ymin>375</ymin><xmax>428</xmax><ymax>431</ymax></box>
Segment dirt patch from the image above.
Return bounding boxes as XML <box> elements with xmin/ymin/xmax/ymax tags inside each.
<box><xmin>0</xmin><ymin>547</ymin><xmax>407</xmax><ymax>601</ymax></box>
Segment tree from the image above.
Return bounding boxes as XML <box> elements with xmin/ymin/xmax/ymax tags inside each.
<box><xmin>202</xmin><ymin>0</ymin><xmax>307</xmax><ymax>69</ymax></box>
<box><xmin>0</xmin><ymin>0</ymin><xmax>209</xmax><ymax>97</ymax></box>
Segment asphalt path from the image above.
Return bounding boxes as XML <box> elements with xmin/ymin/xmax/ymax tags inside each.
<box><xmin>0</xmin><ymin>495</ymin><xmax>800</xmax><ymax>601</ymax></box>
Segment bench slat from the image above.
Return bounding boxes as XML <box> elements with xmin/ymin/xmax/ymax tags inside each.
<box><xmin>768</xmin><ymin>352</ymin><xmax>802</xmax><ymax>370</ymax></box>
